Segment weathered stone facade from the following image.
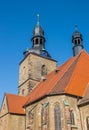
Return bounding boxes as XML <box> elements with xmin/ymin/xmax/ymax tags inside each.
<box><xmin>79</xmin><ymin>104</ymin><xmax>89</xmax><ymax>130</ymax></box>
<box><xmin>25</xmin><ymin>95</ymin><xmax>83</xmax><ymax>130</ymax></box>
<box><xmin>0</xmin><ymin>114</ymin><xmax>25</xmax><ymax>130</ymax></box>
<box><xmin>18</xmin><ymin>53</ymin><xmax>57</xmax><ymax>96</ymax></box>
<box><xmin>1</xmin><ymin>93</ymin><xmax>87</xmax><ymax>130</ymax></box>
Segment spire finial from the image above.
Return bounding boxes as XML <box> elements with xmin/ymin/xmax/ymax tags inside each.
<box><xmin>75</xmin><ymin>24</ymin><xmax>78</xmax><ymax>31</ymax></box>
<box><xmin>37</xmin><ymin>14</ymin><xmax>40</xmax><ymax>25</ymax></box>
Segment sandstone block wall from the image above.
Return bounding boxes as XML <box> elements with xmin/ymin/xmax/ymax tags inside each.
<box><xmin>18</xmin><ymin>53</ymin><xmax>57</xmax><ymax>96</ymax></box>
<box><xmin>0</xmin><ymin>114</ymin><xmax>25</xmax><ymax>130</ymax></box>
<box><xmin>79</xmin><ymin>104</ymin><xmax>89</xmax><ymax>130</ymax></box>
<box><xmin>25</xmin><ymin>95</ymin><xmax>82</xmax><ymax>130</ymax></box>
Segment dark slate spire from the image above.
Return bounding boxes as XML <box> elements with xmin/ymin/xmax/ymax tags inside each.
<box><xmin>24</xmin><ymin>14</ymin><xmax>51</xmax><ymax>58</ymax></box>
<box><xmin>72</xmin><ymin>25</ymin><xmax>84</xmax><ymax>56</ymax></box>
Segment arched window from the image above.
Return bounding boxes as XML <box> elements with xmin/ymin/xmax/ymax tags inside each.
<box><xmin>54</xmin><ymin>105</ymin><xmax>61</xmax><ymax>130</ymax></box>
<box><xmin>75</xmin><ymin>40</ymin><xmax>77</xmax><ymax>45</ymax></box>
<box><xmin>36</xmin><ymin>38</ymin><xmax>38</xmax><ymax>44</ymax></box>
<box><xmin>41</xmin><ymin>65</ymin><xmax>47</xmax><ymax>76</ymax></box>
<box><xmin>70</xmin><ymin>109</ymin><xmax>75</xmax><ymax>125</ymax></box>
<box><xmin>78</xmin><ymin>39</ymin><xmax>80</xmax><ymax>44</ymax></box>
<box><xmin>40</xmin><ymin>39</ymin><xmax>43</xmax><ymax>44</ymax></box>
<box><xmin>22</xmin><ymin>89</ymin><xmax>25</xmax><ymax>95</ymax></box>
<box><xmin>86</xmin><ymin>116</ymin><xmax>89</xmax><ymax>130</ymax></box>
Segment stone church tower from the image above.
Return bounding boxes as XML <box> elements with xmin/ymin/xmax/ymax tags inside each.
<box><xmin>18</xmin><ymin>15</ymin><xmax>57</xmax><ymax>96</ymax></box>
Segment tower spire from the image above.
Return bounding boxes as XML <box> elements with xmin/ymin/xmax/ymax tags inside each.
<box><xmin>37</xmin><ymin>14</ymin><xmax>40</xmax><ymax>25</ymax></box>
<box><xmin>75</xmin><ymin>24</ymin><xmax>78</xmax><ymax>31</ymax></box>
<box><xmin>24</xmin><ymin>14</ymin><xmax>51</xmax><ymax>58</ymax></box>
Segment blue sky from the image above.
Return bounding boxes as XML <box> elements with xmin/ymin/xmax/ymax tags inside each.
<box><xmin>0</xmin><ymin>0</ymin><xmax>89</xmax><ymax>105</ymax></box>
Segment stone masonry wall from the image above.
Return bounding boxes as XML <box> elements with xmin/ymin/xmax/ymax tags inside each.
<box><xmin>0</xmin><ymin>114</ymin><xmax>9</xmax><ymax>130</ymax></box>
<box><xmin>8</xmin><ymin>114</ymin><xmax>25</xmax><ymax>130</ymax></box>
<box><xmin>18</xmin><ymin>53</ymin><xmax>57</xmax><ymax>96</ymax></box>
<box><xmin>25</xmin><ymin>95</ymin><xmax>82</xmax><ymax>130</ymax></box>
<box><xmin>79</xmin><ymin>104</ymin><xmax>89</xmax><ymax>130</ymax></box>
<box><xmin>0</xmin><ymin>113</ymin><xmax>25</xmax><ymax>130</ymax></box>
<box><xmin>0</xmin><ymin>95</ymin><xmax>8</xmax><ymax>117</ymax></box>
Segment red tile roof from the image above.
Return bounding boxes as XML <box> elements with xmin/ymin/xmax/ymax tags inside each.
<box><xmin>6</xmin><ymin>93</ymin><xmax>28</xmax><ymax>114</ymax></box>
<box><xmin>25</xmin><ymin>50</ymin><xmax>89</xmax><ymax>106</ymax></box>
<box><xmin>65</xmin><ymin>50</ymin><xmax>89</xmax><ymax>96</ymax></box>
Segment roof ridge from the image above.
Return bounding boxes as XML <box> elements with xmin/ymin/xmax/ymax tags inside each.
<box><xmin>48</xmin><ymin>56</ymin><xmax>77</xmax><ymax>94</ymax></box>
<box><xmin>65</xmin><ymin>53</ymin><xmax>82</xmax><ymax>93</ymax></box>
<box><xmin>65</xmin><ymin>50</ymin><xmax>89</xmax><ymax>96</ymax></box>
<box><xmin>6</xmin><ymin>93</ymin><xmax>28</xmax><ymax>98</ymax></box>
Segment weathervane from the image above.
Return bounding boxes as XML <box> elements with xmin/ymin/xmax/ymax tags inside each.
<box><xmin>75</xmin><ymin>24</ymin><xmax>78</xmax><ymax>31</ymax></box>
<box><xmin>37</xmin><ymin>14</ymin><xmax>40</xmax><ymax>25</ymax></box>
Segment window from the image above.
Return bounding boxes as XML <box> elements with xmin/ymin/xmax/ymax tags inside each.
<box><xmin>54</xmin><ymin>105</ymin><xmax>61</xmax><ymax>130</ymax></box>
<box><xmin>3</xmin><ymin>104</ymin><xmax>5</xmax><ymax>110</ymax></box>
<box><xmin>70</xmin><ymin>109</ymin><xmax>75</xmax><ymax>125</ymax></box>
<box><xmin>22</xmin><ymin>89</ymin><xmax>25</xmax><ymax>95</ymax></box>
<box><xmin>41</xmin><ymin>65</ymin><xmax>47</xmax><ymax>76</ymax></box>
<box><xmin>23</xmin><ymin>66</ymin><xmax>26</xmax><ymax>75</ymax></box>
<box><xmin>75</xmin><ymin>40</ymin><xmax>77</xmax><ymax>45</ymax></box>
<box><xmin>36</xmin><ymin>38</ymin><xmax>38</xmax><ymax>44</ymax></box>
<box><xmin>40</xmin><ymin>39</ymin><xmax>42</xmax><ymax>44</ymax></box>
<box><xmin>78</xmin><ymin>39</ymin><xmax>80</xmax><ymax>44</ymax></box>
<box><xmin>86</xmin><ymin>116</ymin><xmax>89</xmax><ymax>130</ymax></box>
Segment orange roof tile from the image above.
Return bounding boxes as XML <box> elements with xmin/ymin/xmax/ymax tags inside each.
<box><xmin>6</xmin><ymin>93</ymin><xmax>28</xmax><ymax>114</ymax></box>
<box><xmin>24</xmin><ymin>50</ymin><xmax>89</xmax><ymax>106</ymax></box>
<box><xmin>65</xmin><ymin>50</ymin><xmax>89</xmax><ymax>96</ymax></box>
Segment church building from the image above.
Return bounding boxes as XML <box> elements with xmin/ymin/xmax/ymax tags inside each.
<box><xmin>0</xmin><ymin>17</ymin><xmax>89</xmax><ymax>130</ymax></box>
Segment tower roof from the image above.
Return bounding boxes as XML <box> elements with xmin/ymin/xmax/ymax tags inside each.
<box><xmin>72</xmin><ymin>30</ymin><xmax>82</xmax><ymax>39</ymax></box>
<box><xmin>33</xmin><ymin>24</ymin><xmax>44</xmax><ymax>37</ymax></box>
<box><xmin>32</xmin><ymin>14</ymin><xmax>45</xmax><ymax>38</ymax></box>
<box><xmin>24</xmin><ymin>50</ymin><xmax>89</xmax><ymax>106</ymax></box>
<box><xmin>72</xmin><ymin>25</ymin><xmax>83</xmax><ymax>39</ymax></box>
<box><xmin>24</xmin><ymin>15</ymin><xmax>51</xmax><ymax>58</ymax></box>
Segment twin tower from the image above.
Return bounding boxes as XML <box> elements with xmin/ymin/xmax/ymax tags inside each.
<box><xmin>18</xmin><ymin>17</ymin><xmax>84</xmax><ymax>96</ymax></box>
